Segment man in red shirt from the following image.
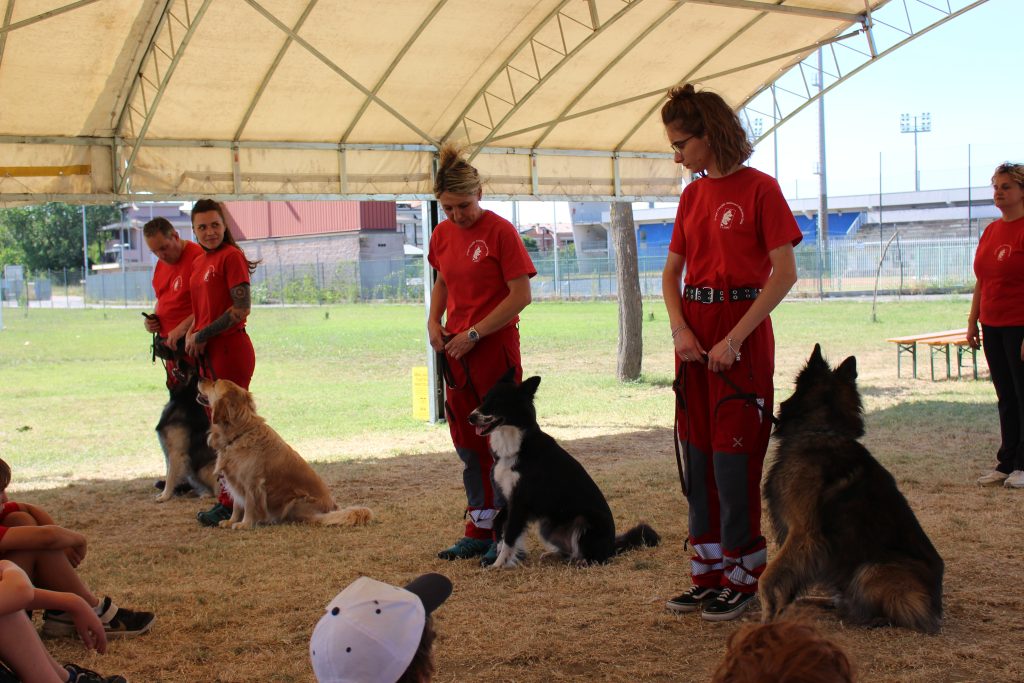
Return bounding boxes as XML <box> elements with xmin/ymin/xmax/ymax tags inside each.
<box><xmin>143</xmin><ymin>217</ymin><xmax>203</xmax><ymax>383</ymax></box>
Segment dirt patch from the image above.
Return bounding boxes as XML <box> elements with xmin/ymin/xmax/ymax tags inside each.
<box><xmin>26</xmin><ymin>413</ymin><xmax>1024</xmax><ymax>682</ymax></box>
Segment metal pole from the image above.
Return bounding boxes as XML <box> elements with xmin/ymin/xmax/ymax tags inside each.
<box><xmin>913</xmin><ymin>120</ymin><xmax>920</xmax><ymax>192</ymax></box>
<box><xmin>816</xmin><ymin>48</ymin><xmax>828</xmax><ymax>298</ymax></box>
<box><xmin>81</xmin><ymin>206</ymin><xmax>88</xmax><ymax>306</ymax></box>
<box><xmin>967</xmin><ymin>143</ymin><xmax>972</xmax><ymax>243</ymax></box>
<box><xmin>120</xmin><ymin>210</ymin><xmax>127</xmax><ymax>307</ymax></box>
<box><xmin>879</xmin><ymin>152</ymin><xmax>883</xmax><ymax>251</ymax></box>
<box><xmin>552</xmin><ymin>202</ymin><xmax>560</xmax><ymax>299</ymax></box>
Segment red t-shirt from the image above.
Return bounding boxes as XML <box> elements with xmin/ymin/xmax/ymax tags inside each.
<box><xmin>190</xmin><ymin>245</ymin><xmax>251</xmax><ymax>333</ymax></box>
<box><xmin>974</xmin><ymin>216</ymin><xmax>1024</xmax><ymax>327</ymax></box>
<box><xmin>0</xmin><ymin>501</ymin><xmax>21</xmax><ymax>542</ymax></box>
<box><xmin>428</xmin><ymin>210</ymin><xmax>536</xmax><ymax>332</ymax></box>
<box><xmin>668</xmin><ymin>167</ymin><xmax>802</xmax><ymax>287</ymax></box>
<box><xmin>152</xmin><ymin>240</ymin><xmax>203</xmax><ymax>336</ymax></box>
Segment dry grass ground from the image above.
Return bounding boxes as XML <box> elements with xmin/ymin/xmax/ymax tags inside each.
<box><xmin>5</xmin><ymin>302</ymin><xmax>1023</xmax><ymax>682</ymax></box>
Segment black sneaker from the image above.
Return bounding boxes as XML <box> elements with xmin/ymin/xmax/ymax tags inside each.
<box><xmin>665</xmin><ymin>585</ymin><xmax>721</xmax><ymax>614</ymax></box>
<box><xmin>196</xmin><ymin>502</ymin><xmax>232</xmax><ymax>527</ymax></box>
<box><xmin>43</xmin><ymin>596</ymin><xmax>155</xmax><ymax>638</ymax></box>
<box><xmin>64</xmin><ymin>663</ymin><xmax>127</xmax><ymax>683</ymax></box>
<box><xmin>700</xmin><ymin>587</ymin><xmax>757</xmax><ymax>622</ymax></box>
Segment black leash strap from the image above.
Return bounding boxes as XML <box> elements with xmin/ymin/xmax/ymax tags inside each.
<box><xmin>671</xmin><ymin>361</ymin><xmax>688</xmax><ymax>497</ymax></box>
<box><xmin>438</xmin><ymin>337</ymin><xmax>481</xmax><ymax>404</ymax></box>
<box><xmin>714</xmin><ymin>367</ymin><xmax>779</xmax><ymax>427</ymax></box>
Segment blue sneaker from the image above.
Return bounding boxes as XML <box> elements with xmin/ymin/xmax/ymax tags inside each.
<box><xmin>479</xmin><ymin>541</ymin><xmax>499</xmax><ymax>567</ymax></box>
<box><xmin>437</xmin><ymin>537</ymin><xmax>491</xmax><ymax>560</ymax></box>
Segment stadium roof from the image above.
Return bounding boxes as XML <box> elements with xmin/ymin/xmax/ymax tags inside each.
<box><xmin>0</xmin><ymin>0</ymin><xmax>986</xmax><ymax>204</ymax></box>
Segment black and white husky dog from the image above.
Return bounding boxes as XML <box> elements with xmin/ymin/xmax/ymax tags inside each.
<box><xmin>468</xmin><ymin>369</ymin><xmax>659</xmax><ymax>568</ymax></box>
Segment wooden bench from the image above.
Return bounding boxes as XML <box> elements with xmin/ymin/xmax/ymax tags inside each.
<box><xmin>921</xmin><ymin>332</ymin><xmax>980</xmax><ymax>381</ymax></box>
<box><xmin>885</xmin><ymin>329</ymin><xmax>979</xmax><ymax>380</ymax></box>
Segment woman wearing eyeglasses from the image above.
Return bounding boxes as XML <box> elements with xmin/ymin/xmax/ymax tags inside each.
<box><xmin>970</xmin><ymin>162</ymin><xmax>1024</xmax><ymax>489</ymax></box>
<box><xmin>660</xmin><ymin>84</ymin><xmax>800</xmax><ymax>621</ymax></box>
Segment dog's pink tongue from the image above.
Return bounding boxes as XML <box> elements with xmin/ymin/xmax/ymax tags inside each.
<box><xmin>474</xmin><ymin>425</ymin><xmax>487</xmax><ymax>436</ymax></box>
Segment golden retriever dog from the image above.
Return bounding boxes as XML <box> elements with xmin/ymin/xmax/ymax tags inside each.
<box><xmin>197</xmin><ymin>378</ymin><xmax>373</xmax><ymax>530</ymax></box>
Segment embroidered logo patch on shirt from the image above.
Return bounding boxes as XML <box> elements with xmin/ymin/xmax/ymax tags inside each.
<box><xmin>467</xmin><ymin>240</ymin><xmax>489</xmax><ymax>262</ymax></box>
<box><xmin>203</xmin><ymin>265</ymin><xmax>216</xmax><ymax>282</ymax></box>
<box><xmin>714</xmin><ymin>202</ymin><xmax>745</xmax><ymax>230</ymax></box>
<box><xmin>996</xmin><ymin>244</ymin><xmax>1011</xmax><ymax>262</ymax></box>
<box><xmin>172</xmin><ymin>275</ymin><xmax>183</xmax><ymax>292</ymax></box>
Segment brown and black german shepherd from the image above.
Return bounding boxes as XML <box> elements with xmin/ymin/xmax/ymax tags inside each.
<box><xmin>761</xmin><ymin>344</ymin><xmax>944</xmax><ymax>633</ymax></box>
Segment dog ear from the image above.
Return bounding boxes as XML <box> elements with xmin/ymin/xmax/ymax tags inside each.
<box><xmin>520</xmin><ymin>375</ymin><xmax>541</xmax><ymax>399</ymax></box>
<box><xmin>809</xmin><ymin>343</ymin><xmax>824</xmax><ymax>364</ymax></box>
<box><xmin>836</xmin><ymin>355</ymin><xmax>858</xmax><ymax>382</ymax></box>
<box><xmin>499</xmin><ymin>367</ymin><xmax>517</xmax><ymax>384</ymax></box>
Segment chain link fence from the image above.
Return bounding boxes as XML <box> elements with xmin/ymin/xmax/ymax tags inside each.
<box><xmin>0</xmin><ymin>235</ymin><xmax>980</xmax><ymax>311</ymax></box>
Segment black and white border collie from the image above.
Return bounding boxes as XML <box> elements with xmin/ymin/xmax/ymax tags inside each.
<box><xmin>469</xmin><ymin>369</ymin><xmax>659</xmax><ymax>569</ymax></box>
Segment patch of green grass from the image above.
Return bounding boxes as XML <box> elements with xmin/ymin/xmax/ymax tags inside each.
<box><xmin>0</xmin><ymin>295</ymin><xmax>990</xmax><ymax>488</ymax></box>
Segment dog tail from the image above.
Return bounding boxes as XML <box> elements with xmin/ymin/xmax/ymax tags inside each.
<box><xmin>844</xmin><ymin>562</ymin><xmax>941</xmax><ymax>634</ymax></box>
<box><xmin>313</xmin><ymin>506</ymin><xmax>374</xmax><ymax>527</ymax></box>
<box><xmin>614</xmin><ymin>523</ymin><xmax>660</xmax><ymax>553</ymax></box>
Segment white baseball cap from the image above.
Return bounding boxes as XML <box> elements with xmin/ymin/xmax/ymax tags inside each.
<box><xmin>310</xmin><ymin>573</ymin><xmax>453</xmax><ymax>683</ymax></box>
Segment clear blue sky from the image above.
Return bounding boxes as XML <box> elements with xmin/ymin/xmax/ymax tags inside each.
<box><xmin>490</xmin><ymin>0</ymin><xmax>1021</xmax><ymax>225</ymax></box>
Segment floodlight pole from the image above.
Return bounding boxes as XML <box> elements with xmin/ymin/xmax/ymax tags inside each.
<box><xmin>899</xmin><ymin>112</ymin><xmax>931</xmax><ymax>192</ymax></box>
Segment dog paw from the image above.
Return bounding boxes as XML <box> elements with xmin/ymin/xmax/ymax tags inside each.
<box><xmin>154</xmin><ymin>493</ymin><xmax>171</xmax><ymax>503</ymax></box>
<box><xmin>217</xmin><ymin>519</ymin><xmax>233</xmax><ymax>529</ymax></box>
<box><xmin>230</xmin><ymin>521</ymin><xmax>252</xmax><ymax>530</ymax></box>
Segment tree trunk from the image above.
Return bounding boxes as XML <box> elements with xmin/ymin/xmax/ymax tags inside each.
<box><xmin>610</xmin><ymin>201</ymin><xmax>642</xmax><ymax>381</ymax></box>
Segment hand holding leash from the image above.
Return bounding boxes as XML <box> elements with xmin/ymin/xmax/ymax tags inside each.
<box><xmin>444</xmin><ymin>329</ymin><xmax>476</xmax><ymax>360</ymax></box>
<box><xmin>672</xmin><ymin>324</ymin><xmax>705</xmax><ymax>364</ymax></box>
<box><xmin>707</xmin><ymin>336</ymin><xmax>741</xmax><ymax>373</ymax></box>
<box><xmin>142</xmin><ymin>311</ymin><xmax>160</xmax><ymax>333</ymax></box>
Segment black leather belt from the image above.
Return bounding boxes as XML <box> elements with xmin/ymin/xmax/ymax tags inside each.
<box><xmin>683</xmin><ymin>285</ymin><xmax>760</xmax><ymax>304</ymax></box>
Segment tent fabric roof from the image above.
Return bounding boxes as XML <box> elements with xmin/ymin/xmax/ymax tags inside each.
<box><xmin>0</xmin><ymin>0</ymin><xmax>970</xmax><ymax>203</ymax></box>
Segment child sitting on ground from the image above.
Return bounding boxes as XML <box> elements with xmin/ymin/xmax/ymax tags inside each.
<box><xmin>310</xmin><ymin>573</ymin><xmax>452</xmax><ymax>683</ymax></box>
<box><xmin>0</xmin><ymin>559</ymin><xmax>127</xmax><ymax>682</ymax></box>
<box><xmin>0</xmin><ymin>458</ymin><xmax>154</xmax><ymax>639</ymax></box>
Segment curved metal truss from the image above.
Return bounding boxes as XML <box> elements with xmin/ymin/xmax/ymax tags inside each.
<box><xmin>0</xmin><ymin>0</ymin><xmax>991</xmax><ymax>203</ymax></box>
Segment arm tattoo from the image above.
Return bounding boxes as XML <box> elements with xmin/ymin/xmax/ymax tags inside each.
<box><xmin>195</xmin><ymin>284</ymin><xmax>251</xmax><ymax>344</ymax></box>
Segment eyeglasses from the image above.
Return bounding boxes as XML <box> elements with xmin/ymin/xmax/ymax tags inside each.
<box><xmin>670</xmin><ymin>135</ymin><xmax>697</xmax><ymax>154</ymax></box>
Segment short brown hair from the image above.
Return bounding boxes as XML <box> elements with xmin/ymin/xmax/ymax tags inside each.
<box><xmin>142</xmin><ymin>217</ymin><xmax>175</xmax><ymax>238</ymax></box>
<box><xmin>710</xmin><ymin>619</ymin><xmax>855</xmax><ymax>683</ymax></box>
<box><xmin>395</xmin><ymin>615</ymin><xmax>436</xmax><ymax>683</ymax></box>
<box><xmin>0</xmin><ymin>458</ymin><xmax>11</xmax><ymax>492</ymax></box>
<box><xmin>433</xmin><ymin>143</ymin><xmax>482</xmax><ymax>198</ymax></box>
<box><xmin>661</xmin><ymin>83</ymin><xmax>752</xmax><ymax>173</ymax></box>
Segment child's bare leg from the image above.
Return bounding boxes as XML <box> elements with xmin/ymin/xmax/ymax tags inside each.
<box><xmin>4</xmin><ymin>548</ymin><xmax>98</xmax><ymax>609</ymax></box>
<box><xmin>0</xmin><ymin>610</ymin><xmax>67</xmax><ymax>682</ymax></box>
<box><xmin>1</xmin><ymin>511</ymin><xmax>98</xmax><ymax>608</ymax></box>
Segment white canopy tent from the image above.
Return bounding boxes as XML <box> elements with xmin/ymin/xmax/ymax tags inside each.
<box><xmin>0</xmin><ymin>0</ymin><xmax>986</xmax><ymax>205</ymax></box>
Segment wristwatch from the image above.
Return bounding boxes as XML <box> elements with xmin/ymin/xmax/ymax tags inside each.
<box><xmin>467</xmin><ymin>326</ymin><xmax>481</xmax><ymax>343</ymax></box>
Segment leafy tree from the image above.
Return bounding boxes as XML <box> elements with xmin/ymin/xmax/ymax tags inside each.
<box><xmin>521</xmin><ymin>235</ymin><xmax>538</xmax><ymax>252</ymax></box>
<box><xmin>0</xmin><ymin>203</ymin><xmax>121</xmax><ymax>271</ymax></box>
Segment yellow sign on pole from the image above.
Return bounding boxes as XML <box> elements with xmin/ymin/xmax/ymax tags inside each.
<box><xmin>412</xmin><ymin>366</ymin><xmax>430</xmax><ymax>421</ymax></box>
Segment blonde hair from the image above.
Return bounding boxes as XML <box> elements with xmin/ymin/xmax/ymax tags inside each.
<box><xmin>992</xmin><ymin>162</ymin><xmax>1024</xmax><ymax>188</ymax></box>
<box><xmin>661</xmin><ymin>83</ymin><xmax>752</xmax><ymax>172</ymax></box>
<box><xmin>433</xmin><ymin>143</ymin><xmax>482</xmax><ymax>198</ymax></box>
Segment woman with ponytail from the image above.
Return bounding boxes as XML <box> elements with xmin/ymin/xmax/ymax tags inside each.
<box><xmin>427</xmin><ymin>144</ymin><xmax>536</xmax><ymax>566</ymax></box>
<box><xmin>185</xmin><ymin>198</ymin><xmax>261</xmax><ymax>527</ymax></box>
<box><xmin>660</xmin><ymin>84</ymin><xmax>800</xmax><ymax>620</ymax></box>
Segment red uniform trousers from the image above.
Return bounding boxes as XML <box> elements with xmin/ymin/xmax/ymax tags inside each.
<box><xmin>200</xmin><ymin>328</ymin><xmax>256</xmax><ymax>507</ymax></box>
<box><xmin>673</xmin><ymin>299</ymin><xmax>774</xmax><ymax>593</ymax></box>
<box><xmin>443</xmin><ymin>325</ymin><xmax>522</xmax><ymax>540</ymax></box>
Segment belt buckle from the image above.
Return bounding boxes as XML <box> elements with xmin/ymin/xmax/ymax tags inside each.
<box><xmin>699</xmin><ymin>286</ymin><xmax>715</xmax><ymax>304</ymax></box>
